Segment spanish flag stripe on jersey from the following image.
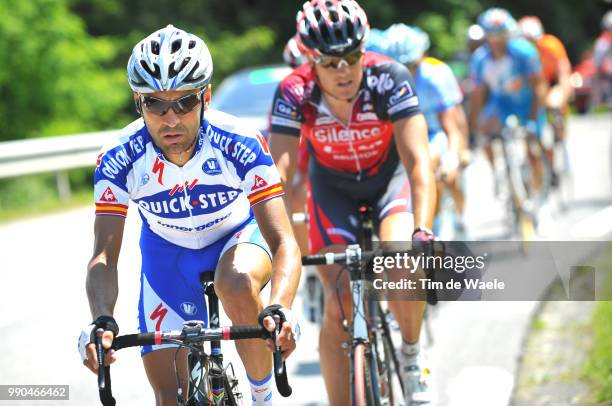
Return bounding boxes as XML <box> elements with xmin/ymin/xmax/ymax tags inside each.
<box><xmin>95</xmin><ymin>203</ymin><xmax>128</xmax><ymax>216</ymax></box>
<box><xmin>247</xmin><ymin>184</ymin><xmax>284</xmax><ymax>206</ymax></box>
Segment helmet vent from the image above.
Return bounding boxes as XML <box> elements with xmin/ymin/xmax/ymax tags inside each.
<box><xmin>188</xmin><ymin>40</ymin><xmax>196</xmax><ymax>49</ymax></box>
<box><xmin>168</xmin><ymin>62</ymin><xmax>178</xmax><ymax>78</ymax></box>
<box><xmin>151</xmin><ymin>40</ymin><xmax>160</xmax><ymax>55</ymax></box>
<box><xmin>186</xmin><ymin>61</ymin><xmax>201</xmax><ymax>81</ymax></box>
<box><xmin>140</xmin><ymin>61</ymin><xmax>161</xmax><ymax>79</ymax></box>
<box><xmin>171</xmin><ymin>39</ymin><xmax>182</xmax><ymax>53</ymax></box>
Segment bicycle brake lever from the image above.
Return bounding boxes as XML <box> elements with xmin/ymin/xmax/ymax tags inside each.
<box><xmin>272</xmin><ymin>315</ymin><xmax>292</xmax><ymax>397</ymax></box>
<box><xmin>95</xmin><ymin>328</ymin><xmax>106</xmax><ymax>390</ymax></box>
<box><xmin>272</xmin><ymin>315</ymin><xmax>283</xmax><ymax>374</ymax></box>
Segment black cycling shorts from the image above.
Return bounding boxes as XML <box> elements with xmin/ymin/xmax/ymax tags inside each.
<box><xmin>306</xmin><ymin>145</ymin><xmax>412</xmax><ymax>254</ymax></box>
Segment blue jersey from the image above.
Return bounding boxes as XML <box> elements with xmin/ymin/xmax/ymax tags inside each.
<box><xmin>414</xmin><ymin>57</ymin><xmax>463</xmax><ymax>137</ymax></box>
<box><xmin>470</xmin><ymin>37</ymin><xmax>541</xmax><ymax>114</ymax></box>
<box><xmin>93</xmin><ymin>109</ymin><xmax>284</xmax><ymax>250</ymax></box>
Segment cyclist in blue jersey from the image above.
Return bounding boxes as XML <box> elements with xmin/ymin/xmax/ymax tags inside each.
<box><xmin>77</xmin><ymin>25</ymin><xmax>301</xmax><ymax>406</ymax></box>
<box><xmin>370</xmin><ymin>24</ymin><xmax>469</xmax><ymax>237</ymax></box>
<box><xmin>469</xmin><ymin>8</ymin><xmax>548</xmax><ymax>196</ymax></box>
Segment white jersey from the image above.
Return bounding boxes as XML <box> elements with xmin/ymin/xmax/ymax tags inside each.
<box><xmin>93</xmin><ymin>109</ymin><xmax>284</xmax><ymax>249</ymax></box>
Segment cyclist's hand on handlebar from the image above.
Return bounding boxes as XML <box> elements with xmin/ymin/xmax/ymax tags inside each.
<box><xmin>77</xmin><ymin>316</ymin><xmax>119</xmax><ymax>374</ymax></box>
<box><xmin>258</xmin><ymin>305</ymin><xmax>300</xmax><ymax>361</ymax></box>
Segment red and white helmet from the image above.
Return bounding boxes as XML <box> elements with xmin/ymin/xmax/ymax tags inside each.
<box><xmin>296</xmin><ymin>0</ymin><xmax>369</xmax><ymax>57</ymax></box>
<box><xmin>283</xmin><ymin>34</ymin><xmax>307</xmax><ymax>68</ymax></box>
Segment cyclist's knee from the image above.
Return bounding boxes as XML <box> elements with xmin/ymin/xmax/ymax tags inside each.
<box><xmin>215</xmin><ymin>273</ymin><xmax>260</xmax><ymax>322</ymax></box>
<box><xmin>143</xmin><ymin>349</ymin><xmax>188</xmax><ymax>405</ymax></box>
<box><xmin>322</xmin><ymin>287</ymin><xmax>351</xmax><ymax>329</ymax></box>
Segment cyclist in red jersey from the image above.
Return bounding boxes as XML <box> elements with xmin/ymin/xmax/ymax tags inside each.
<box><xmin>268</xmin><ymin>1</ymin><xmax>436</xmax><ymax>404</ymax></box>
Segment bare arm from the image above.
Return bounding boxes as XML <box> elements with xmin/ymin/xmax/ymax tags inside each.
<box><xmin>439</xmin><ymin>105</ymin><xmax>465</xmax><ymax>156</ymax></box>
<box><xmin>86</xmin><ymin>215</ymin><xmax>125</xmax><ymax>319</ymax></box>
<box><xmin>82</xmin><ymin>215</ymin><xmax>125</xmax><ymax>373</ymax></box>
<box><xmin>252</xmin><ymin>197</ymin><xmax>301</xmax><ymax>309</ymax></box>
<box><xmin>268</xmin><ymin>132</ymin><xmax>300</xmax><ymax>214</ymax></box>
<box><xmin>438</xmin><ymin>105</ymin><xmax>468</xmax><ymax>182</ymax></box>
<box><xmin>468</xmin><ymin>84</ymin><xmax>487</xmax><ymax>132</ymax></box>
<box><xmin>529</xmin><ymin>72</ymin><xmax>547</xmax><ymax>120</ymax></box>
<box><xmin>557</xmin><ymin>58</ymin><xmax>573</xmax><ymax>103</ymax></box>
<box><xmin>392</xmin><ymin>114</ymin><xmax>436</xmax><ymax>230</ymax></box>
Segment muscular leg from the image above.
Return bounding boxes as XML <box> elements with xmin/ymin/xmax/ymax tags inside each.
<box><xmin>316</xmin><ymin>244</ymin><xmax>353</xmax><ymax>406</ymax></box>
<box><xmin>430</xmin><ymin>155</ymin><xmax>442</xmax><ymax>220</ymax></box>
<box><xmin>143</xmin><ymin>348</ymin><xmax>189</xmax><ymax>406</ymax></box>
<box><xmin>481</xmin><ymin>116</ymin><xmax>501</xmax><ymax>170</ymax></box>
<box><xmin>527</xmin><ymin>135</ymin><xmax>544</xmax><ymax>193</ymax></box>
<box><xmin>215</xmin><ymin>243</ymin><xmax>272</xmax><ymax>381</ymax></box>
<box><xmin>379</xmin><ymin>212</ymin><xmax>425</xmax><ymax>344</ymax></box>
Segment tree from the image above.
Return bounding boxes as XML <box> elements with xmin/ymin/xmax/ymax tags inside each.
<box><xmin>0</xmin><ymin>0</ymin><xmax>128</xmax><ymax>141</ymax></box>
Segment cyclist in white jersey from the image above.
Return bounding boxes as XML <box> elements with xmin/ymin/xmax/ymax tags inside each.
<box><xmin>78</xmin><ymin>25</ymin><xmax>301</xmax><ymax>406</ymax></box>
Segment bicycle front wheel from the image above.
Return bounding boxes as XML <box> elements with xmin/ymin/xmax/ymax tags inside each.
<box><xmin>352</xmin><ymin>343</ymin><xmax>376</xmax><ymax>406</ymax></box>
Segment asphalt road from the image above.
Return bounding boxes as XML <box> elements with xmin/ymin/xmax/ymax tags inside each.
<box><xmin>0</xmin><ymin>113</ymin><xmax>609</xmax><ymax>405</ymax></box>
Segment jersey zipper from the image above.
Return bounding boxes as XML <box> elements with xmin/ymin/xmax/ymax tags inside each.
<box><xmin>344</xmin><ymin>102</ymin><xmax>362</xmax><ymax>181</ymax></box>
<box><xmin>314</xmin><ymin>89</ymin><xmax>364</xmax><ymax>180</ymax></box>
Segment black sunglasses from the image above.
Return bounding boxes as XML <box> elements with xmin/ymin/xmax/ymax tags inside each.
<box><xmin>140</xmin><ymin>89</ymin><xmax>205</xmax><ymax>116</ymax></box>
<box><xmin>313</xmin><ymin>50</ymin><xmax>363</xmax><ymax>69</ymax></box>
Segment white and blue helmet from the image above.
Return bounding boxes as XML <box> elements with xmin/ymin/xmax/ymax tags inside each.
<box><xmin>365</xmin><ymin>28</ymin><xmax>387</xmax><ymax>55</ymax></box>
<box><xmin>478</xmin><ymin>8</ymin><xmax>517</xmax><ymax>36</ymax></box>
<box><xmin>383</xmin><ymin>24</ymin><xmax>430</xmax><ymax>65</ymax></box>
<box><xmin>127</xmin><ymin>25</ymin><xmax>213</xmax><ymax>93</ymax></box>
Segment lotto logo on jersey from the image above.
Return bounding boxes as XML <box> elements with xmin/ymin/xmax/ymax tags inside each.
<box><xmin>274</xmin><ymin>99</ymin><xmax>298</xmax><ymax>119</ymax></box>
<box><xmin>367</xmin><ymin>72</ymin><xmax>395</xmax><ymax>93</ymax></box>
<box><xmin>100</xmin><ymin>186</ymin><xmax>118</xmax><ymax>203</ymax></box>
<box><xmin>251</xmin><ymin>175</ymin><xmax>269</xmax><ymax>191</ymax></box>
<box><xmin>388</xmin><ymin>81</ymin><xmax>415</xmax><ymax>105</ymax></box>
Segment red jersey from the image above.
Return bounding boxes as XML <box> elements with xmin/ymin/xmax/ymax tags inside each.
<box><xmin>269</xmin><ymin>52</ymin><xmax>421</xmax><ymax>176</ymax></box>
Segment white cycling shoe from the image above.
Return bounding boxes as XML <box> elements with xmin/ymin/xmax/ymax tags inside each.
<box><xmin>399</xmin><ymin>352</ymin><xmax>435</xmax><ymax>405</ymax></box>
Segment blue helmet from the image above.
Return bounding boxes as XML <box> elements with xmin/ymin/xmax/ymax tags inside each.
<box><xmin>383</xmin><ymin>24</ymin><xmax>430</xmax><ymax>65</ymax></box>
<box><xmin>365</xmin><ymin>28</ymin><xmax>387</xmax><ymax>55</ymax></box>
<box><xmin>478</xmin><ymin>8</ymin><xmax>517</xmax><ymax>36</ymax></box>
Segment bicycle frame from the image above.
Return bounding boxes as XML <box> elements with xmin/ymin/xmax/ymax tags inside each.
<box><xmin>96</xmin><ymin>269</ymin><xmax>292</xmax><ymax>406</ymax></box>
<box><xmin>193</xmin><ymin>272</ymin><xmax>234</xmax><ymax>405</ymax></box>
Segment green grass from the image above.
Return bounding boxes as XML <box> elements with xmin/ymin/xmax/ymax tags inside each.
<box><xmin>584</xmin><ymin>301</ymin><xmax>612</xmax><ymax>403</ymax></box>
<box><xmin>0</xmin><ymin>171</ymin><xmax>94</xmax><ymax>223</ymax></box>
<box><xmin>0</xmin><ymin>188</ymin><xmax>93</xmax><ymax>223</ymax></box>
<box><xmin>583</xmin><ymin>246</ymin><xmax>612</xmax><ymax>403</ymax></box>
<box><xmin>531</xmin><ymin>318</ymin><xmax>546</xmax><ymax>332</ymax></box>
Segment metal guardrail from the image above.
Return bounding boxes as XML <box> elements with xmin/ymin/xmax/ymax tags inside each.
<box><xmin>0</xmin><ymin>130</ymin><xmax>120</xmax><ymax>178</ymax></box>
<box><xmin>0</xmin><ymin>130</ymin><xmax>310</xmax><ymax>224</ymax></box>
<box><xmin>0</xmin><ymin>130</ymin><xmax>121</xmax><ymax>200</ymax></box>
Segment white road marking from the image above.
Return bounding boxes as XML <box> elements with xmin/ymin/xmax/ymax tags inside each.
<box><xmin>571</xmin><ymin>205</ymin><xmax>612</xmax><ymax>239</ymax></box>
<box><xmin>447</xmin><ymin>366</ymin><xmax>514</xmax><ymax>406</ymax></box>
